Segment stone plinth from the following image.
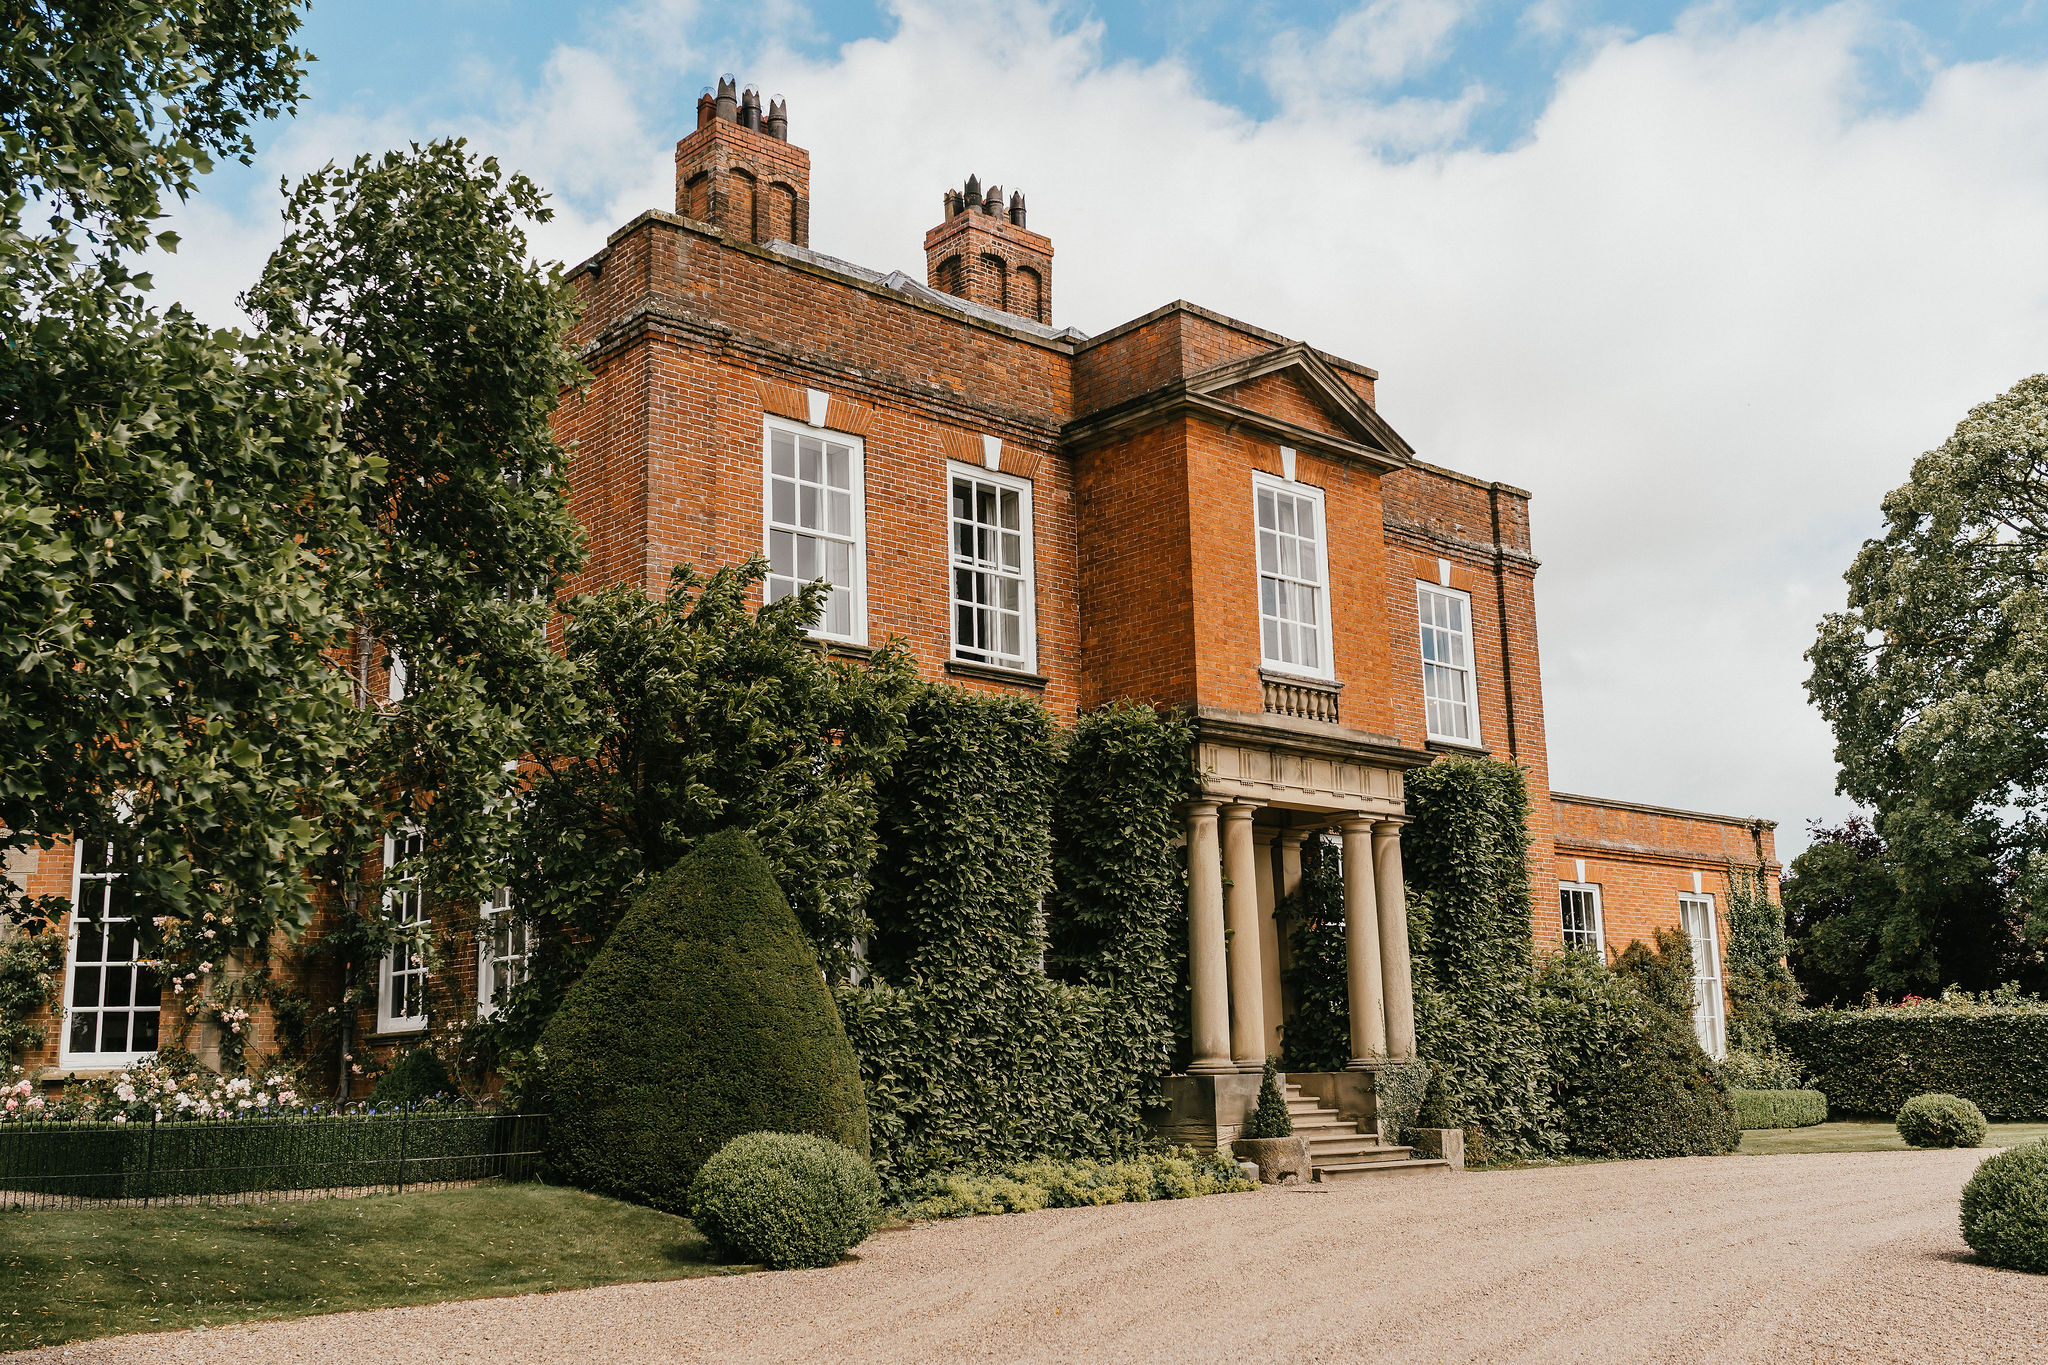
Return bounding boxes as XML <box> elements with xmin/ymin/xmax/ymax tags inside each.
<box><xmin>1151</xmin><ymin>1072</ymin><xmax>1264</xmax><ymax>1150</ymax></box>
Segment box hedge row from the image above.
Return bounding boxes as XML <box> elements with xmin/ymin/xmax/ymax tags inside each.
<box><xmin>1731</xmin><ymin>1088</ymin><xmax>1828</xmax><ymax>1130</ymax></box>
<box><xmin>0</xmin><ymin>1110</ymin><xmax>541</xmax><ymax>1201</ymax></box>
<box><xmin>1780</xmin><ymin>1006</ymin><xmax>2048</xmax><ymax>1120</ymax></box>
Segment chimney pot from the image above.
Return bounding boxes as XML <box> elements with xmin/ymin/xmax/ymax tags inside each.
<box><xmin>1008</xmin><ymin>190</ymin><xmax>1026</xmax><ymax>227</ymax></box>
<box><xmin>984</xmin><ymin>184</ymin><xmax>1004</xmax><ymax>216</ymax></box>
<box><xmin>715</xmin><ymin>75</ymin><xmax>737</xmax><ymax>122</ymax></box>
<box><xmin>766</xmin><ymin>96</ymin><xmax>788</xmax><ymax>140</ymax></box>
<box><xmin>696</xmin><ymin>89</ymin><xmax>715</xmax><ymax>129</ymax></box>
<box><xmin>963</xmin><ymin>172</ymin><xmax>982</xmax><ymax>207</ymax></box>
<box><xmin>740</xmin><ymin>85</ymin><xmax>761</xmax><ymax>131</ymax></box>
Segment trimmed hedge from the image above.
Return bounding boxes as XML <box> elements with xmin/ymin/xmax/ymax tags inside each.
<box><xmin>1732</xmin><ymin>1088</ymin><xmax>1828</xmax><ymax>1130</ymax></box>
<box><xmin>1535</xmin><ymin>951</ymin><xmax>1739</xmax><ymax>1159</ymax></box>
<box><xmin>1896</xmin><ymin>1092</ymin><xmax>1987</xmax><ymax>1148</ymax></box>
<box><xmin>1782</xmin><ymin>1004</ymin><xmax>2048</xmax><ymax>1120</ymax></box>
<box><xmin>537</xmin><ymin>830</ymin><xmax>870</xmax><ymax>1212</ymax></box>
<box><xmin>689</xmin><ymin>1131</ymin><xmax>881</xmax><ymax>1269</ymax></box>
<box><xmin>1961</xmin><ymin>1139</ymin><xmax>2048</xmax><ymax>1273</ymax></box>
<box><xmin>0</xmin><ymin>1110</ymin><xmax>541</xmax><ymax>1200</ymax></box>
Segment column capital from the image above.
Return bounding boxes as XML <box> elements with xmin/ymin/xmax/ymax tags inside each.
<box><xmin>1277</xmin><ymin>827</ymin><xmax>1310</xmax><ymax>848</ymax></box>
<box><xmin>1218</xmin><ymin>801</ymin><xmax>1258</xmax><ymax>821</ymax></box>
<box><xmin>1337</xmin><ymin>812</ymin><xmax>1378</xmax><ymax>833</ymax></box>
<box><xmin>1252</xmin><ymin>827</ymin><xmax>1278</xmax><ymax>847</ymax></box>
<box><xmin>1183</xmin><ymin>798</ymin><xmax>1221</xmax><ymax>818</ymax></box>
<box><xmin>1372</xmin><ymin>815</ymin><xmax>1413</xmax><ymax>834</ymax></box>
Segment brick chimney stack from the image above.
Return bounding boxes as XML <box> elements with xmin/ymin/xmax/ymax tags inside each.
<box><xmin>924</xmin><ymin>174</ymin><xmax>1053</xmax><ymax>325</ymax></box>
<box><xmin>676</xmin><ymin>76</ymin><xmax>809</xmax><ymax>247</ymax></box>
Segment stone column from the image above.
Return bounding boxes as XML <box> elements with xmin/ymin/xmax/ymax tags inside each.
<box><xmin>1340</xmin><ymin>815</ymin><xmax>1387</xmax><ymax>1069</ymax></box>
<box><xmin>1253</xmin><ymin>829</ymin><xmax>1284</xmax><ymax>1061</ymax></box>
<box><xmin>1220</xmin><ymin>803</ymin><xmax>1266</xmax><ymax>1073</ymax></box>
<box><xmin>1184</xmin><ymin>801</ymin><xmax>1233</xmax><ymax>1075</ymax></box>
<box><xmin>1276</xmin><ymin>829</ymin><xmax>1307</xmax><ymax>1035</ymax></box>
<box><xmin>1373</xmin><ymin>819</ymin><xmax>1418</xmax><ymax>1063</ymax></box>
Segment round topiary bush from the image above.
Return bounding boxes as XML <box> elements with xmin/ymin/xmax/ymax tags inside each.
<box><xmin>1960</xmin><ymin>1138</ymin><xmax>2048</xmax><ymax>1273</ymax></box>
<box><xmin>536</xmin><ymin>830</ymin><xmax>870</xmax><ymax>1213</ymax></box>
<box><xmin>1896</xmin><ymin>1092</ymin><xmax>1988</xmax><ymax>1148</ymax></box>
<box><xmin>689</xmin><ymin>1130</ymin><xmax>881</xmax><ymax>1269</ymax></box>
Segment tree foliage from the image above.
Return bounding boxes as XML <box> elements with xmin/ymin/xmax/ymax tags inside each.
<box><xmin>491</xmin><ymin>559</ymin><xmax>915</xmax><ymax>1055</ymax></box>
<box><xmin>1806</xmin><ymin>374</ymin><xmax>2048</xmax><ymax>991</ymax></box>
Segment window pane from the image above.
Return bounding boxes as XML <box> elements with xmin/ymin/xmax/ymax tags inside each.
<box><xmin>795</xmin><ymin>534</ymin><xmax>816</xmax><ymax>579</ymax></box>
<box><xmin>826</xmin><ymin>445</ymin><xmax>849</xmax><ymax>489</ymax></box>
<box><xmin>1257</xmin><ymin>489</ymin><xmax>1275</xmax><ymax>529</ymax></box>
<box><xmin>952</xmin><ymin>480</ymin><xmax>971</xmax><ymax>519</ymax></box>
<box><xmin>799</xmin><ymin>483</ymin><xmax>819</xmax><ymax>530</ymax></box>
<box><xmin>69</xmin><ymin>1011</ymin><xmax>94</xmax><ymax>1054</ymax></box>
<box><xmin>1000</xmin><ymin>490</ymin><xmax>1019</xmax><ymax>530</ymax></box>
<box><xmin>72</xmin><ymin>966</ymin><xmax>100</xmax><ymax>1008</ymax></box>
<box><xmin>771</xmin><ymin>431</ymin><xmax>795</xmax><ymax>475</ymax></box>
<box><xmin>799</xmin><ymin>438</ymin><xmax>820</xmax><ymax>483</ymax></box>
<box><xmin>826</xmin><ymin>540</ymin><xmax>851</xmax><ymax>585</ymax></box>
<box><xmin>1276</xmin><ymin>497</ymin><xmax>1296</xmax><ymax>536</ymax></box>
<box><xmin>130</xmin><ymin>1009</ymin><xmax>159</xmax><ymax>1052</ymax></box>
<box><xmin>771</xmin><ymin>479</ymin><xmax>794</xmax><ymax>526</ymax></box>
<box><xmin>828</xmin><ymin>490</ymin><xmax>851</xmax><ymax>536</ymax></box>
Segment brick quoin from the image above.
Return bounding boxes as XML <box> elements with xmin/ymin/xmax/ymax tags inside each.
<box><xmin>12</xmin><ymin>88</ymin><xmax>1778</xmax><ymax>1088</ymax></box>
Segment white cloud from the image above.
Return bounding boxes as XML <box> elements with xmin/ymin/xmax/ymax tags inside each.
<box><xmin>149</xmin><ymin>0</ymin><xmax>2048</xmax><ymax>861</ymax></box>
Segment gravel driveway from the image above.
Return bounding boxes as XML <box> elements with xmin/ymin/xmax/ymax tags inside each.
<box><xmin>19</xmin><ymin>1149</ymin><xmax>2045</xmax><ymax>1363</ymax></box>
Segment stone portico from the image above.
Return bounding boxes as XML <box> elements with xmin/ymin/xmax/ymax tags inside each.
<box><xmin>1155</xmin><ymin>709</ymin><xmax>1433</xmax><ymax>1150</ymax></box>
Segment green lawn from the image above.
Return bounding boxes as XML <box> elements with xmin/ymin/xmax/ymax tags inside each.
<box><xmin>1739</xmin><ymin>1121</ymin><xmax>2048</xmax><ymax>1155</ymax></box>
<box><xmin>0</xmin><ymin>1182</ymin><xmax>735</xmax><ymax>1352</ymax></box>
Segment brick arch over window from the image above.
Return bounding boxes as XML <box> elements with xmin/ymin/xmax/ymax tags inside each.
<box><xmin>978</xmin><ymin>253</ymin><xmax>1008</xmax><ymax>313</ymax></box>
<box><xmin>935</xmin><ymin>253</ymin><xmax>963</xmax><ymax>296</ymax></box>
<box><xmin>765</xmin><ymin>180</ymin><xmax>799</xmax><ymax>244</ymax></box>
<box><xmin>1013</xmin><ymin>265</ymin><xmax>1044</xmax><ymax>323</ymax></box>
<box><xmin>728</xmin><ymin>167</ymin><xmax>758</xmax><ymax>241</ymax></box>
<box><xmin>682</xmin><ymin>171</ymin><xmax>711</xmax><ymax>223</ymax></box>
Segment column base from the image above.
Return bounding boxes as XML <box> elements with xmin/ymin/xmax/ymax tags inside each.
<box><xmin>1345</xmin><ymin>1056</ymin><xmax>1392</xmax><ymax>1072</ymax></box>
<box><xmin>1149</xmin><ymin>1072</ymin><xmax>1266</xmax><ymax>1150</ymax></box>
<box><xmin>1188</xmin><ymin>1057</ymin><xmax>1238</xmax><ymax>1076</ymax></box>
<box><xmin>1234</xmin><ymin>1057</ymin><xmax>1268</xmax><ymax>1074</ymax></box>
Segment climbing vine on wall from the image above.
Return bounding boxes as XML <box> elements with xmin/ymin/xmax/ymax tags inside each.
<box><xmin>1404</xmin><ymin>756</ymin><xmax>1562</xmax><ymax>1161</ymax></box>
<box><xmin>1280</xmin><ymin>835</ymin><xmax>1350</xmax><ymax>1073</ymax></box>
<box><xmin>838</xmin><ymin>689</ymin><xmax>1193</xmax><ymax>1186</ymax></box>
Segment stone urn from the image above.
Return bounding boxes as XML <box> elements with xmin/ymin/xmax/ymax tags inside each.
<box><xmin>1231</xmin><ymin>1135</ymin><xmax>1312</xmax><ymax>1185</ymax></box>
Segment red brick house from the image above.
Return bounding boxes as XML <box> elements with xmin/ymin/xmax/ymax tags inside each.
<box><xmin>11</xmin><ymin>81</ymin><xmax>1777</xmax><ymax>1095</ymax></box>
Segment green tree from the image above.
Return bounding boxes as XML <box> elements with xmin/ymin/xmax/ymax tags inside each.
<box><xmin>493</xmin><ymin>559</ymin><xmax>915</xmax><ymax>1056</ymax></box>
<box><xmin>1807</xmin><ymin>374</ymin><xmax>2048</xmax><ymax>991</ymax></box>
<box><xmin>1279</xmin><ymin>835</ymin><xmax>1350</xmax><ymax>1073</ymax></box>
<box><xmin>0</xmin><ymin>2</ymin><xmax>385</xmax><ymax>950</ymax></box>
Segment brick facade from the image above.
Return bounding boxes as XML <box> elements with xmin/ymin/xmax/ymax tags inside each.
<box><xmin>14</xmin><ymin>92</ymin><xmax>1778</xmax><ymax>1087</ymax></box>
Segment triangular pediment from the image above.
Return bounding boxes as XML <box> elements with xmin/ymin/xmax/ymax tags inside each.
<box><xmin>1187</xmin><ymin>344</ymin><xmax>1415</xmax><ymax>460</ymax></box>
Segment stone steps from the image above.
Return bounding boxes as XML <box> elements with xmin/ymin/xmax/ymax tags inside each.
<box><xmin>1278</xmin><ymin>1081</ymin><xmax>1445</xmax><ymax>1182</ymax></box>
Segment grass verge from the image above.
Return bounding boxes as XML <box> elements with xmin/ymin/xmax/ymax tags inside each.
<box><xmin>0</xmin><ymin>1181</ymin><xmax>732</xmax><ymax>1352</ymax></box>
<box><xmin>1739</xmin><ymin>1121</ymin><xmax>2048</xmax><ymax>1155</ymax></box>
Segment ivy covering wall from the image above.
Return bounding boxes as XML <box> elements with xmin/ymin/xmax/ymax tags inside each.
<box><xmin>1404</xmin><ymin>757</ymin><xmax>1562</xmax><ymax>1160</ymax></box>
<box><xmin>837</xmin><ymin>691</ymin><xmax>1194</xmax><ymax>1185</ymax></box>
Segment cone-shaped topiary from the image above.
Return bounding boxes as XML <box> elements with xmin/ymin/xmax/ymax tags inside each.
<box><xmin>1241</xmin><ymin>1057</ymin><xmax>1293</xmax><ymax>1139</ymax></box>
<box><xmin>535</xmin><ymin>829</ymin><xmax>870</xmax><ymax>1212</ymax></box>
<box><xmin>1896</xmin><ymin>1092</ymin><xmax>1987</xmax><ymax>1149</ymax></box>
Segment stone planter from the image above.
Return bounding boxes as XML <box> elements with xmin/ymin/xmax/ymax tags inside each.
<box><xmin>1411</xmin><ymin>1127</ymin><xmax>1465</xmax><ymax>1170</ymax></box>
<box><xmin>1231</xmin><ymin>1135</ymin><xmax>1312</xmax><ymax>1185</ymax></box>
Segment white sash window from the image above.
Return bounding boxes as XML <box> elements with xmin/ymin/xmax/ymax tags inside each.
<box><xmin>377</xmin><ymin>829</ymin><xmax>429</xmax><ymax>1034</ymax></box>
<box><xmin>1560</xmin><ymin>882</ymin><xmax>1604</xmax><ymax>955</ymax></box>
<box><xmin>763</xmin><ymin>417</ymin><xmax>866</xmax><ymax>643</ymax></box>
<box><xmin>1680</xmin><ymin>894</ymin><xmax>1726</xmax><ymax>1059</ymax></box>
<box><xmin>948</xmin><ymin>465</ymin><xmax>1035</xmax><ymax>672</ymax></box>
<box><xmin>476</xmin><ymin>886</ymin><xmax>528</xmax><ymax>1019</ymax></box>
<box><xmin>1253</xmin><ymin>473</ymin><xmax>1333</xmax><ymax>679</ymax></box>
<box><xmin>60</xmin><ymin>841</ymin><xmax>161</xmax><ymax>1066</ymax></box>
<box><xmin>1417</xmin><ymin>584</ymin><xmax>1479</xmax><ymax>744</ymax></box>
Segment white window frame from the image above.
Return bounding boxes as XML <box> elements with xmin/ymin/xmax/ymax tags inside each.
<box><xmin>376</xmin><ymin>829</ymin><xmax>429</xmax><ymax>1035</ymax></box>
<box><xmin>1680</xmin><ymin>893</ymin><xmax>1726</xmax><ymax>1059</ymax></box>
<box><xmin>58</xmin><ymin>840</ymin><xmax>162</xmax><ymax>1068</ymax></box>
<box><xmin>761</xmin><ymin>415</ymin><xmax>867</xmax><ymax>645</ymax></box>
<box><xmin>1416</xmin><ymin>582</ymin><xmax>1482</xmax><ymax>745</ymax></box>
<box><xmin>475</xmin><ymin>885</ymin><xmax>528</xmax><ymax>1020</ymax></box>
<box><xmin>945</xmin><ymin>461</ymin><xmax>1037</xmax><ymax>673</ymax></box>
<box><xmin>1251</xmin><ymin>471</ymin><xmax>1336</xmax><ymax>681</ymax></box>
<box><xmin>1559</xmin><ymin>881</ymin><xmax>1605</xmax><ymax>956</ymax></box>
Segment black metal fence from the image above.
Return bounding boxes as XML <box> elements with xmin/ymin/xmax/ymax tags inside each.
<box><xmin>0</xmin><ymin>1109</ymin><xmax>548</xmax><ymax>1210</ymax></box>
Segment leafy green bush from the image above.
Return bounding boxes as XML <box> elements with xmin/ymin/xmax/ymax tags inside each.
<box><xmin>1721</xmin><ymin>1047</ymin><xmax>1807</xmax><ymax>1090</ymax></box>
<box><xmin>1960</xmin><ymin>1139</ymin><xmax>2048</xmax><ymax>1273</ymax></box>
<box><xmin>688</xmin><ymin>1131</ymin><xmax>881</xmax><ymax>1269</ymax></box>
<box><xmin>1721</xmin><ymin>864</ymin><xmax>1801</xmax><ymax>1067</ymax></box>
<box><xmin>841</xmin><ymin>693</ymin><xmax>1193</xmax><ymax>1186</ymax></box>
<box><xmin>1612</xmin><ymin>929</ymin><xmax>1694</xmax><ymax>1016</ymax></box>
<box><xmin>1279</xmin><ymin>834</ymin><xmax>1350</xmax><ymax>1072</ymax></box>
<box><xmin>1241</xmin><ymin>1058</ymin><xmax>1293</xmax><ymax>1139</ymax></box>
<box><xmin>1732</xmin><ymin>1088</ymin><xmax>1827</xmax><ymax>1129</ymax></box>
<box><xmin>0</xmin><ymin>929</ymin><xmax>63</xmax><ymax>1065</ymax></box>
<box><xmin>902</xmin><ymin>1147</ymin><xmax>1254</xmax><ymax>1220</ymax></box>
<box><xmin>370</xmin><ymin>1047</ymin><xmax>452</xmax><ymax>1105</ymax></box>
<box><xmin>1405</xmin><ymin>757</ymin><xmax>1560</xmax><ymax>1161</ymax></box>
<box><xmin>1896</xmin><ymin>1092</ymin><xmax>1987</xmax><ymax>1148</ymax></box>
<box><xmin>1535</xmin><ymin>950</ymin><xmax>1740</xmax><ymax>1159</ymax></box>
<box><xmin>1782</xmin><ymin>996</ymin><xmax>2048</xmax><ymax>1119</ymax></box>
<box><xmin>537</xmin><ymin>831</ymin><xmax>869</xmax><ymax>1212</ymax></box>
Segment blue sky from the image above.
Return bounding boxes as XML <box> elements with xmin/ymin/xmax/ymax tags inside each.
<box><xmin>158</xmin><ymin>3</ymin><xmax>2048</xmax><ymax>856</ymax></box>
